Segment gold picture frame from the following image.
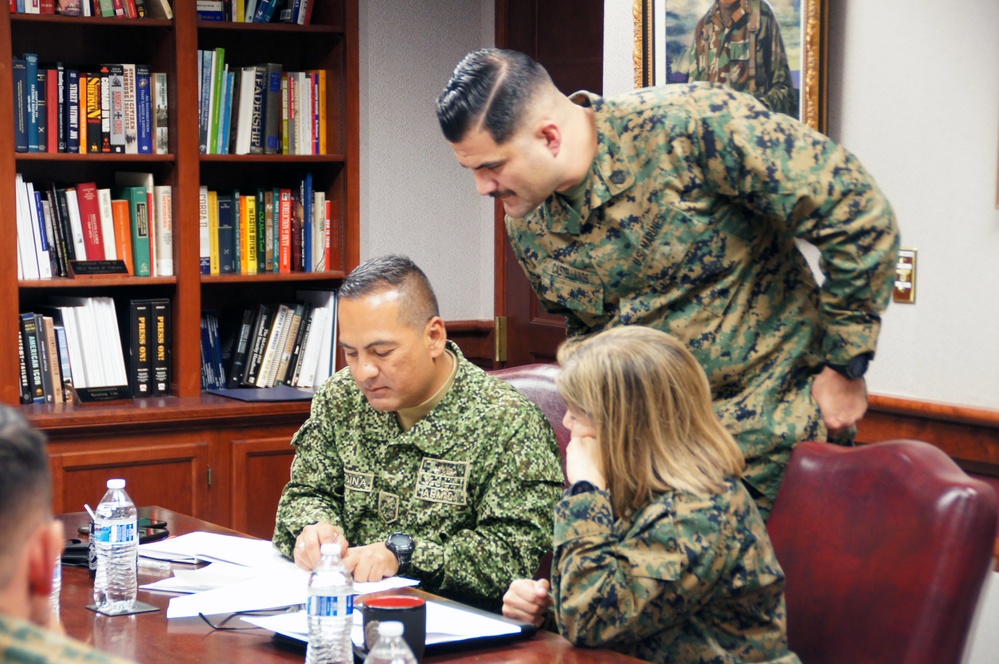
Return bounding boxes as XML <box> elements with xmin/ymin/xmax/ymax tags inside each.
<box><xmin>634</xmin><ymin>0</ymin><xmax>828</xmax><ymax>132</ymax></box>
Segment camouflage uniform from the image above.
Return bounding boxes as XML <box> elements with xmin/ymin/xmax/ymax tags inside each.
<box><xmin>551</xmin><ymin>480</ymin><xmax>801</xmax><ymax>664</ymax></box>
<box><xmin>0</xmin><ymin>614</ymin><xmax>136</xmax><ymax>663</ymax></box>
<box><xmin>273</xmin><ymin>341</ymin><xmax>564</xmax><ymax>609</ymax></box>
<box><xmin>682</xmin><ymin>0</ymin><xmax>798</xmax><ymax>116</ymax></box>
<box><xmin>506</xmin><ymin>84</ymin><xmax>899</xmax><ymax>510</ymax></box>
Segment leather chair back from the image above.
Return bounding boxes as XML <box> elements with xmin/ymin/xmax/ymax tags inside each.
<box><xmin>767</xmin><ymin>440</ymin><xmax>998</xmax><ymax>664</ymax></box>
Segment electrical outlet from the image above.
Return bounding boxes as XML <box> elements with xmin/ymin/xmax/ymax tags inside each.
<box><xmin>893</xmin><ymin>248</ymin><xmax>916</xmax><ymax>304</ymax></box>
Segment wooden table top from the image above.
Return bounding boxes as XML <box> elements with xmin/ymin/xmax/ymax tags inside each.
<box><xmin>56</xmin><ymin>506</ymin><xmax>643</xmax><ymax>664</ymax></box>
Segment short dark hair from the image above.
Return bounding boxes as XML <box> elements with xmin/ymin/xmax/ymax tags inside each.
<box><xmin>339</xmin><ymin>255</ymin><xmax>440</xmax><ymax>329</ymax></box>
<box><xmin>436</xmin><ymin>48</ymin><xmax>551</xmax><ymax>144</ymax></box>
<box><xmin>0</xmin><ymin>407</ymin><xmax>52</xmax><ymax>547</ymax></box>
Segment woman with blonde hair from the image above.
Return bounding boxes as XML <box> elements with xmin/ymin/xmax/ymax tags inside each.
<box><xmin>503</xmin><ymin>326</ymin><xmax>800</xmax><ymax>664</ymax></box>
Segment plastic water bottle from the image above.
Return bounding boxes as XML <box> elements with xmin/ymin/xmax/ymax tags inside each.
<box><xmin>307</xmin><ymin>542</ymin><xmax>354</xmax><ymax>664</ymax></box>
<box><xmin>50</xmin><ymin>556</ymin><xmax>61</xmax><ymax>617</ymax></box>
<box><xmin>92</xmin><ymin>479</ymin><xmax>138</xmax><ymax>613</ymax></box>
<box><xmin>363</xmin><ymin>621</ymin><xmax>418</xmax><ymax>664</ymax></box>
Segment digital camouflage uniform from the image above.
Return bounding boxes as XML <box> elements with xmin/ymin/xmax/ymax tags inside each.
<box><xmin>273</xmin><ymin>342</ymin><xmax>564</xmax><ymax>609</ymax></box>
<box><xmin>551</xmin><ymin>480</ymin><xmax>801</xmax><ymax>664</ymax></box>
<box><xmin>0</xmin><ymin>614</ymin><xmax>136</xmax><ymax>663</ymax></box>
<box><xmin>506</xmin><ymin>84</ymin><xmax>899</xmax><ymax>511</ymax></box>
<box><xmin>681</xmin><ymin>0</ymin><xmax>799</xmax><ymax>116</ymax></box>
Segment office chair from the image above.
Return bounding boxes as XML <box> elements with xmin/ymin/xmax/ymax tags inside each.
<box><xmin>767</xmin><ymin>440</ymin><xmax>998</xmax><ymax>664</ymax></box>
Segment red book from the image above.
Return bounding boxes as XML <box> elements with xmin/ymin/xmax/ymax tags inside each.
<box><xmin>40</xmin><ymin>0</ymin><xmax>56</xmax><ymax>13</ymax></box>
<box><xmin>74</xmin><ymin>182</ymin><xmax>105</xmax><ymax>260</ymax></box>
<box><xmin>323</xmin><ymin>198</ymin><xmax>331</xmax><ymax>271</ymax></box>
<box><xmin>112</xmin><ymin>0</ymin><xmax>125</xmax><ymax>17</ymax></box>
<box><xmin>45</xmin><ymin>69</ymin><xmax>59</xmax><ymax>153</ymax></box>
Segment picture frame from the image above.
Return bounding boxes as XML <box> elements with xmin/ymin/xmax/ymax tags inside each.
<box><xmin>634</xmin><ymin>0</ymin><xmax>827</xmax><ymax>132</ymax></box>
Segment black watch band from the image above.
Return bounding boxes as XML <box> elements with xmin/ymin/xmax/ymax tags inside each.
<box><xmin>828</xmin><ymin>353</ymin><xmax>872</xmax><ymax>380</ymax></box>
<box><xmin>567</xmin><ymin>480</ymin><xmax>598</xmax><ymax>497</ymax></box>
<box><xmin>385</xmin><ymin>532</ymin><xmax>414</xmax><ymax>571</ymax></box>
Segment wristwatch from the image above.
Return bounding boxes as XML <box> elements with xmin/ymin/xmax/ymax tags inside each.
<box><xmin>828</xmin><ymin>353</ymin><xmax>872</xmax><ymax>380</ymax></box>
<box><xmin>567</xmin><ymin>480</ymin><xmax>598</xmax><ymax>496</ymax></box>
<box><xmin>385</xmin><ymin>532</ymin><xmax>414</xmax><ymax>572</ymax></box>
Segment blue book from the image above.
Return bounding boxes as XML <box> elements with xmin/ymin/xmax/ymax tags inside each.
<box><xmin>56</xmin><ymin>63</ymin><xmax>66</xmax><ymax>152</ymax></box>
<box><xmin>65</xmin><ymin>69</ymin><xmax>80</xmax><ymax>154</ymax></box>
<box><xmin>252</xmin><ymin>0</ymin><xmax>272</xmax><ymax>22</ymax></box>
<box><xmin>13</xmin><ymin>57</ymin><xmax>28</xmax><ymax>153</ymax></box>
<box><xmin>25</xmin><ymin>54</ymin><xmax>40</xmax><ymax>152</ymax></box>
<box><xmin>217</xmin><ymin>194</ymin><xmax>235</xmax><ymax>274</ymax></box>
<box><xmin>136</xmin><ymin>65</ymin><xmax>153</xmax><ymax>154</ymax></box>
<box><xmin>300</xmin><ymin>172</ymin><xmax>312</xmax><ymax>272</ymax></box>
<box><xmin>219</xmin><ymin>71</ymin><xmax>233</xmax><ymax>155</ymax></box>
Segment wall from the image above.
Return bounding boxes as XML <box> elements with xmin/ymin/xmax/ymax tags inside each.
<box><xmin>602</xmin><ymin>0</ymin><xmax>999</xmax><ymax>410</ymax></box>
<box><xmin>358</xmin><ymin>0</ymin><xmax>495</xmax><ymax>321</ymax></box>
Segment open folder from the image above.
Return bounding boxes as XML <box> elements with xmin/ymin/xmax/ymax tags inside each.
<box><xmin>242</xmin><ymin>596</ymin><xmax>537</xmax><ymax>655</ymax></box>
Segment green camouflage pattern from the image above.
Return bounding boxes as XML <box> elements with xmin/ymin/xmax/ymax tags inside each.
<box><xmin>273</xmin><ymin>342</ymin><xmax>564</xmax><ymax>609</ymax></box>
<box><xmin>551</xmin><ymin>480</ymin><xmax>801</xmax><ymax>664</ymax></box>
<box><xmin>680</xmin><ymin>0</ymin><xmax>798</xmax><ymax>116</ymax></box>
<box><xmin>506</xmin><ymin>84</ymin><xmax>899</xmax><ymax>508</ymax></box>
<box><xmin>0</xmin><ymin>614</ymin><xmax>136</xmax><ymax>663</ymax></box>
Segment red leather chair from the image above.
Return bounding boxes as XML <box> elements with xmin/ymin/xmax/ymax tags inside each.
<box><xmin>767</xmin><ymin>440</ymin><xmax>998</xmax><ymax>664</ymax></box>
<box><xmin>489</xmin><ymin>363</ymin><xmax>570</xmax><ymax>486</ymax></box>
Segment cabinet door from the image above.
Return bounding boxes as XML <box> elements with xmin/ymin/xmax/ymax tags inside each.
<box><xmin>230</xmin><ymin>435</ymin><xmax>296</xmax><ymax>539</ymax></box>
<box><xmin>49</xmin><ymin>441</ymin><xmax>211</xmax><ymax>519</ymax></box>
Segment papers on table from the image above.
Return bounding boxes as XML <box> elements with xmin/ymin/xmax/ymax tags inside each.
<box><xmin>241</xmin><ymin>600</ymin><xmax>521</xmax><ymax>647</ymax></box>
<box><xmin>136</xmin><ymin>531</ymin><xmax>419</xmax><ymax>618</ymax></box>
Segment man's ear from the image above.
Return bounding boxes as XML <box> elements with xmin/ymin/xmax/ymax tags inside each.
<box><xmin>27</xmin><ymin>520</ymin><xmax>63</xmax><ymax>597</ymax></box>
<box><xmin>425</xmin><ymin>317</ymin><xmax>447</xmax><ymax>358</ymax></box>
<box><xmin>538</xmin><ymin>122</ymin><xmax>562</xmax><ymax>157</ymax></box>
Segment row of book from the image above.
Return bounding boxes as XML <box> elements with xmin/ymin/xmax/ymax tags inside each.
<box><xmin>9</xmin><ymin>0</ymin><xmax>171</xmax><ymax>18</ymax></box>
<box><xmin>199</xmin><ymin>49</ymin><xmax>326</xmax><ymax>155</ymax></box>
<box><xmin>198</xmin><ymin>173</ymin><xmax>333</xmax><ymax>275</ymax></box>
<box><xmin>13</xmin><ymin>55</ymin><xmax>169</xmax><ymax>155</ymax></box>
<box><xmin>197</xmin><ymin>0</ymin><xmax>313</xmax><ymax>25</ymax></box>
<box><xmin>16</xmin><ymin>173</ymin><xmax>173</xmax><ymax>280</ymax></box>
<box><xmin>201</xmin><ymin>290</ymin><xmax>336</xmax><ymax>391</ymax></box>
<box><xmin>18</xmin><ymin>297</ymin><xmax>170</xmax><ymax>404</ymax></box>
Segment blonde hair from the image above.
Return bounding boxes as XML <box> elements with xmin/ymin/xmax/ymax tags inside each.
<box><xmin>556</xmin><ymin>326</ymin><xmax>744</xmax><ymax>516</ymax></box>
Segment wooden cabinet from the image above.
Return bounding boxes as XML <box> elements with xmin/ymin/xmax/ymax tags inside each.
<box><xmin>1</xmin><ymin>3</ymin><xmax>357</xmax><ymax>527</ymax></box>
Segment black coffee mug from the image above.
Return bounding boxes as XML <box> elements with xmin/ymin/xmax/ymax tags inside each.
<box><xmin>360</xmin><ymin>595</ymin><xmax>426</xmax><ymax>662</ymax></box>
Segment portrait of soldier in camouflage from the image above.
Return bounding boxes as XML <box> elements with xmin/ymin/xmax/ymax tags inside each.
<box><xmin>272</xmin><ymin>255</ymin><xmax>563</xmax><ymax>610</ymax></box>
<box><xmin>678</xmin><ymin>0</ymin><xmax>799</xmax><ymax>116</ymax></box>
<box><xmin>437</xmin><ymin>48</ymin><xmax>899</xmax><ymax>517</ymax></box>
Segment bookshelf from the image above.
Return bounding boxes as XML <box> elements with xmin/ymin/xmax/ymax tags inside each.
<box><xmin>0</xmin><ymin>1</ymin><xmax>359</xmax><ymax>536</ymax></box>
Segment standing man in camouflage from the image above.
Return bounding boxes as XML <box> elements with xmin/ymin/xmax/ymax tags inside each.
<box><xmin>273</xmin><ymin>255</ymin><xmax>563</xmax><ymax>609</ymax></box>
<box><xmin>0</xmin><ymin>407</ymin><xmax>135</xmax><ymax>664</ymax></box>
<box><xmin>436</xmin><ymin>49</ymin><xmax>899</xmax><ymax>516</ymax></box>
<box><xmin>680</xmin><ymin>0</ymin><xmax>799</xmax><ymax>117</ymax></box>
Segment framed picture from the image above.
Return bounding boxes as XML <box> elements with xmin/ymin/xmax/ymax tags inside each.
<box><xmin>634</xmin><ymin>0</ymin><xmax>827</xmax><ymax>132</ymax></box>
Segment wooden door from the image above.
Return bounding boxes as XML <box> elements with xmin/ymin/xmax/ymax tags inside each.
<box><xmin>495</xmin><ymin>0</ymin><xmax>604</xmax><ymax>365</ymax></box>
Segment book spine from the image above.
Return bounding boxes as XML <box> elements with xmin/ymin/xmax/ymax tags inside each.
<box><xmin>208</xmin><ymin>190</ymin><xmax>219</xmax><ymax>275</ymax></box>
<box><xmin>150</xmin><ymin>299</ymin><xmax>170</xmax><ymax>395</ymax></box>
<box><xmin>97</xmin><ymin>189</ymin><xmax>116</xmax><ymax>261</ymax></box>
<box><xmin>48</xmin><ymin>186</ymin><xmax>72</xmax><ymax>272</ymax></box>
<box><xmin>18</xmin><ymin>328</ymin><xmax>32</xmax><ymax>403</ymax></box>
<box><xmin>56</xmin><ymin>64</ymin><xmax>66</xmax><ymax>152</ymax></box>
<box><xmin>245</xmin><ymin>194</ymin><xmax>257</xmax><ymax>274</ymax></box>
<box><xmin>99</xmin><ymin>65</ymin><xmax>111</xmax><ymax>152</ymax></box>
<box><xmin>119</xmin><ymin>186</ymin><xmax>150</xmax><ymax>276</ymax></box>
<box><xmin>226</xmin><ymin>307</ymin><xmax>255</xmax><ymax>389</ymax></box>
<box><xmin>278</xmin><ymin>189</ymin><xmax>291</xmax><ymax>272</ymax></box>
<box><xmin>255</xmin><ymin>304</ymin><xmax>288</xmax><ymax>387</ymax></box>
<box><xmin>216</xmin><ymin>194</ymin><xmax>235</xmax><ymax>273</ymax></box>
<box><xmin>122</xmin><ymin>63</ymin><xmax>137</xmax><ymax>153</ymax></box>
<box><xmin>107</xmin><ymin>65</ymin><xmax>126</xmax><ymax>153</ymax></box>
<box><xmin>248</xmin><ymin>65</ymin><xmax>266</xmax><ymax>154</ymax></box>
<box><xmin>110</xmin><ymin>197</ymin><xmax>134</xmax><ymax>274</ymax></box>
<box><xmin>54</xmin><ymin>324</ymin><xmax>74</xmax><ymax>402</ymax></box>
<box><xmin>152</xmin><ymin>185</ymin><xmax>173</xmax><ymax>276</ymax></box>
<box><xmin>285</xmin><ymin>302</ymin><xmax>312</xmax><ymax>386</ymax></box>
<box><xmin>85</xmin><ymin>72</ymin><xmax>102</xmax><ymax>153</ymax></box>
<box><xmin>13</xmin><ymin>57</ymin><xmax>28</xmax><ymax>152</ymax></box>
<box><xmin>45</xmin><ymin>68</ymin><xmax>58</xmax><ymax>152</ymax></box>
<box><xmin>198</xmin><ymin>51</ymin><xmax>211</xmax><ymax>153</ymax></box>
<box><xmin>256</xmin><ymin>188</ymin><xmax>266</xmax><ymax>271</ymax></box>
<box><xmin>135</xmin><ymin>64</ymin><xmax>153</xmax><ymax>154</ymax></box>
<box><xmin>241</xmin><ymin>305</ymin><xmax>274</xmax><ymax>386</ymax></box>
<box><xmin>20</xmin><ymin>314</ymin><xmax>45</xmax><ymax>403</ymax></box>
<box><xmin>198</xmin><ymin>185</ymin><xmax>210</xmax><ymax>274</ymax></box>
<box><xmin>264</xmin><ymin>189</ymin><xmax>275</xmax><ymax>272</ymax></box>
<box><xmin>208</xmin><ymin>48</ymin><xmax>226</xmax><ymax>153</ymax></box>
<box><xmin>263</xmin><ymin>62</ymin><xmax>282</xmax><ymax>154</ymax></box>
<box><xmin>66</xmin><ymin>69</ymin><xmax>80</xmax><ymax>153</ymax></box>
<box><xmin>35</xmin><ymin>68</ymin><xmax>48</xmax><ymax>152</ymax></box>
<box><xmin>32</xmin><ymin>314</ymin><xmax>54</xmax><ymax>403</ymax></box>
<box><xmin>42</xmin><ymin>316</ymin><xmax>63</xmax><ymax>403</ymax></box>
<box><xmin>75</xmin><ymin>181</ymin><xmax>105</xmax><ymax>260</ymax></box>
<box><xmin>152</xmin><ymin>71</ymin><xmax>168</xmax><ymax>154</ymax></box>
<box><xmin>130</xmin><ymin>299</ymin><xmax>152</xmax><ymax>396</ymax></box>
<box><xmin>77</xmin><ymin>72</ymin><xmax>87</xmax><ymax>154</ymax></box>
<box><xmin>25</xmin><ymin>54</ymin><xmax>40</xmax><ymax>152</ymax></box>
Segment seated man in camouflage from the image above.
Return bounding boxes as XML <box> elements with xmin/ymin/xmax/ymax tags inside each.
<box><xmin>0</xmin><ymin>407</ymin><xmax>134</xmax><ymax>664</ymax></box>
<box><xmin>273</xmin><ymin>254</ymin><xmax>564</xmax><ymax>609</ymax></box>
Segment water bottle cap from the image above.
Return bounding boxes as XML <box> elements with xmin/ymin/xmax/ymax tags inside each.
<box><xmin>378</xmin><ymin>621</ymin><xmax>404</xmax><ymax>637</ymax></box>
<box><xmin>106</xmin><ymin>479</ymin><xmax>126</xmax><ymax>489</ymax></box>
<box><xmin>319</xmin><ymin>542</ymin><xmax>341</xmax><ymax>557</ymax></box>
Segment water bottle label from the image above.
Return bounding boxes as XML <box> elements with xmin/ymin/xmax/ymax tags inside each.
<box><xmin>307</xmin><ymin>594</ymin><xmax>353</xmax><ymax>617</ymax></box>
<box><xmin>92</xmin><ymin>522</ymin><xmax>136</xmax><ymax>544</ymax></box>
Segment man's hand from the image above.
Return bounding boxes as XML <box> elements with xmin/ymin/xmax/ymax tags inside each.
<box><xmin>342</xmin><ymin>542</ymin><xmax>399</xmax><ymax>582</ymax></box>
<box><xmin>811</xmin><ymin>366</ymin><xmax>869</xmax><ymax>436</ymax></box>
<box><xmin>564</xmin><ymin>436</ymin><xmax>606</xmax><ymax>489</ymax></box>
<box><xmin>502</xmin><ymin>578</ymin><xmax>551</xmax><ymax>626</ymax></box>
<box><xmin>294</xmin><ymin>522</ymin><xmax>349</xmax><ymax>571</ymax></box>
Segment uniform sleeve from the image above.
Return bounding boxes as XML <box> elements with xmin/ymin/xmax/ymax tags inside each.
<box><xmin>755</xmin><ymin>7</ymin><xmax>798</xmax><ymax>117</ymax></box>
<box><xmin>272</xmin><ymin>382</ymin><xmax>346</xmax><ymax>559</ymax></box>
<box><xmin>693</xmin><ymin>93</ymin><xmax>900</xmax><ymax>365</ymax></box>
<box><xmin>410</xmin><ymin>408</ymin><xmax>564</xmax><ymax>605</ymax></box>
<box><xmin>550</xmin><ymin>492</ymin><xmax>701</xmax><ymax>648</ymax></box>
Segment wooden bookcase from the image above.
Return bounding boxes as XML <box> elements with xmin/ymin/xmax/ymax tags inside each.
<box><xmin>0</xmin><ymin>1</ymin><xmax>359</xmax><ymax>536</ymax></box>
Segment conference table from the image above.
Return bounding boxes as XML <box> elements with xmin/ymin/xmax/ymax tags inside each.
<box><xmin>56</xmin><ymin>506</ymin><xmax>644</xmax><ymax>663</ymax></box>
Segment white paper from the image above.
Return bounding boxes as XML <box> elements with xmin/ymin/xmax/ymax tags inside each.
<box><xmin>139</xmin><ymin>531</ymin><xmax>289</xmax><ymax>568</ymax></box>
<box><xmin>140</xmin><ymin>561</ymin><xmax>260</xmax><ymax>593</ymax></box>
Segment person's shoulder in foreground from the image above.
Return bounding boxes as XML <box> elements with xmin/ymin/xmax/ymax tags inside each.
<box><xmin>0</xmin><ymin>406</ymin><xmax>137</xmax><ymax>664</ymax></box>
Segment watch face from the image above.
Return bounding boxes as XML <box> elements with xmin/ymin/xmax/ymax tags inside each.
<box><xmin>387</xmin><ymin>532</ymin><xmax>413</xmax><ymax>555</ymax></box>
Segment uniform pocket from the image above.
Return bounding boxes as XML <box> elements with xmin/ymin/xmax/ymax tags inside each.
<box><xmin>538</xmin><ymin>260</ymin><xmax>606</xmax><ymax>328</ymax></box>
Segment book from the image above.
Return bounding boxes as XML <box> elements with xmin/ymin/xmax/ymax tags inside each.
<box><xmin>198</xmin><ymin>50</ymin><xmax>212</xmax><ymax>153</ymax></box>
<box><xmin>47</xmin><ymin>184</ymin><xmax>73</xmax><ymax>274</ymax></box>
<box><xmin>44</xmin><ymin>67</ymin><xmax>58</xmax><ymax>152</ymax></box>
<box><xmin>216</xmin><ymin>194</ymin><xmax>235</xmax><ymax>273</ymax></box>
<box><xmin>152</xmin><ymin>185</ymin><xmax>174</xmax><ymax>276</ymax></box>
<box><xmin>225</xmin><ymin>307</ymin><xmax>256</xmax><ymax>389</ymax></box>
<box><xmin>53</xmin><ymin>324</ymin><xmax>74</xmax><ymax>402</ymax></box>
<box><xmin>97</xmin><ymin>188</ymin><xmax>116</xmax><ymax>261</ymax></box>
<box><xmin>248</xmin><ymin>65</ymin><xmax>266</xmax><ymax>154</ymax></box>
<box><xmin>273</xmin><ymin>302</ymin><xmax>304</xmax><ymax>386</ymax></box>
<box><xmin>135</xmin><ymin>65</ymin><xmax>153</xmax><ymax>154</ymax></box>
<box><xmin>85</xmin><ymin>71</ymin><xmax>102</xmax><ymax>154</ymax></box>
<box><xmin>254</xmin><ymin>303</ymin><xmax>291</xmax><ymax>387</ymax></box>
<box><xmin>241</xmin><ymin>194</ymin><xmax>257</xmax><ymax>274</ymax></box>
<box><xmin>110</xmin><ymin>197</ymin><xmax>133</xmax><ymax>273</ymax></box>
<box><xmin>107</xmin><ymin>65</ymin><xmax>126</xmax><ymax>153</ymax></box>
<box><xmin>115</xmin><ymin>185</ymin><xmax>151</xmax><ymax>276</ymax></box>
<box><xmin>144</xmin><ymin>0</ymin><xmax>170</xmax><ymax>19</ymax></box>
<box><xmin>25</xmin><ymin>53</ymin><xmax>40</xmax><ymax>152</ymax></box>
<box><xmin>264</xmin><ymin>189</ymin><xmax>275</xmax><ymax>272</ymax></box>
<box><xmin>234</xmin><ymin>66</ymin><xmax>256</xmax><ymax>155</ymax></box>
<box><xmin>263</xmin><ymin>62</ymin><xmax>282</xmax><ymax>154</ymax></box>
<box><xmin>99</xmin><ymin>65</ymin><xmax>111</xmax><ymax>152</ymax></box>
<box><xmin>151</xmin><ymin>71</ymin><xmax>168</xmax><ymax>154</ymax></box>
<box><xmin>19</xmin><ymin>313</ymin><xmax>45</xmax><ymax>403</ymax></box>
<box><xmin>198</xmin><ymin>185</ymin><xmax>210</xmax><ymax>274</ymax></box>
<box><xmin>122</xmin><ymin>63</ymin><xmax>137</xmax><ymax>153</ymax></box>
<box><xmin>128</xmin><ymin>299</ymin><xmax>152</xmax><ymax>396</ymax></box>
<box><xmin>77</xmin><ymin>72</ymin><xmax>87</xmax><ymax>154</ymax></box>
<box><xmin>208</xmin><ymin>48</ymin><xmax>226</xmax><ymax>153</ymax></box>
<box><xmin>241</xmin><ymin>303</ymin><xmax>275</xmax><ymax>386</ymax></box>
<box><xmin>150</xmin><ymin>298</ymin><xmax>170</xmax><ymax>395</ymax></box>
<box><xmin>14</xmin><ymin>175</ymin><xmax>40</xmax><ymax>280</ymax></box>
<box><xmin>35</xmin><ymin>67</ymin><xmax>48</xmax><ymax>152</ymax></box>
<box><xmin>18</xmin><ymin>328</ymin><xmax>31</xmax><ymax>403</ymax></box>
<box><xmin>75</xmin><ymin>181</ymin><xmax>105</xmax><ymax>260</ymax></box>
<box><xmin>284</xmin><ymin>301</ymin><xmax>313</xmax><ymax>386</ymax></box>
<box><xmin>65</xmin><ymin>69</ymin><xmax>80</xmax><ymax>153</ymax></box>
<box><xmin>13</xmin><ymin>57</ymin><xmax>27</xmax><ymax>152</ymax></box>
<box><xmin>208</xmin><ymin>189</ymin><xmax>219</xmax><ymax>275</ymax></box>
<box><xmin>41</xmin><ymin>315</ymin><xmax>64</xmax><ymax>403</ymax></box>
<box><xmin>55</xmin><ymin>63</ymin><xmax>66</xmax><ymax>152</ymax></box>
<box><xmin>64</xmin><ymin>187</ymin><xmax>88</xmax><ymax>262</ymax></box>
